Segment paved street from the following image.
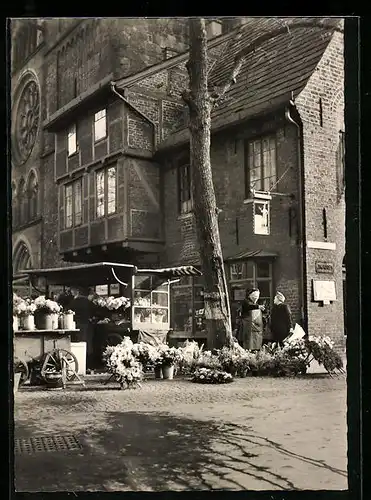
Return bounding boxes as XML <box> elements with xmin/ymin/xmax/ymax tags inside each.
<box><xmin>14</xmin><ymin>370</ymin><xmax>347</xmax><ymax>492</ymax></box>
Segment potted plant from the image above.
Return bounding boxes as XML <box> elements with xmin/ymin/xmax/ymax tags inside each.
<box><xmin>13</xmin><ymin>294</ymin><xmax>25</xmax><ymax>331</ymax></box>
<box><xmin>158</xmin><ymin>345</ymin><xmax>181</xmax><ymax>380</ymax></box>
<box><xmin>19</xmin><ymin>298</ymin><xmax>36</xmax><ymax>330</ymax></box>
<box><xmin>34</xmin><ymin>296</ymin><xmax>62</xmax><ymax>330</ymax></box>
<box><xmin>103</xmin><ymin>337</ymin><xmax>144</xmax><ymax>389</ymax></box>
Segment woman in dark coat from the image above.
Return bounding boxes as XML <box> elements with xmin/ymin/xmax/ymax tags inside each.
<box><xmin>269</xmin><ymin>291</ymin><xmax>293</xmax><ymax>345</ymax></box>
<box><xmin>238</xmin><ymin>288</ymin><xmax>264</xmax><ymax>351</ymax></box>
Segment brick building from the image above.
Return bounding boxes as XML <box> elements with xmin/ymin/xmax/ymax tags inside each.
<box><xmin>11</xmin><ymin>18</ymin><xmax>345</xmax><ymax>346</ymax></box>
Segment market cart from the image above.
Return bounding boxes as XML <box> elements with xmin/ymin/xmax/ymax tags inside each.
<box><xmin>13</xmin><ymin>328</ymin><xmax>83</xmax><ymax>388</ymax></box>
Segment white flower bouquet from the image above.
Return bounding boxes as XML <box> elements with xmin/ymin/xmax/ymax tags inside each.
<box><xmin>103</xmin><ymin>337</ymin><xmax>143</xmax><ymax>389</ymax></box>
<box><xmin>34</xmin><ymin>295</ymin><xmax>61</xmax><ymax>314</ymax></box>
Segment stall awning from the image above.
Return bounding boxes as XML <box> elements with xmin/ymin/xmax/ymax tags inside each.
<box><xmin>13</xmin><ymin>263</ymin><xmax>202</xmax><ymax>287</ymax></box>
<box><xmin>14</xmin><ymin>262</ymin><xmax>137</xmax><ymax>287</ymax></box>
<box><xmin>137</xmin><ymin>266</ymin><xmax>202</xmax><ymax>279</ymax></box>
<box><xmin>225</xmin><ymin>249</ymin><xmax>279</xmax><ymax>261</ymax></box>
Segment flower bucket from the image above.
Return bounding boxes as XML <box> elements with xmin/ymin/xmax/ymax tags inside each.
<box><xmin>21</xmin><ymin>314</ymin><xmax>35</xmax><ymax>331</ymax></box>
<box><xmin>44</xmin><ymin>373</ymin><xmax>63</xmax><ymax>389</ymax></box>
<box><xmin>154</xmin><ymin>366</ymin><xmax>163</xmax><ymax>379</ymax></box>
<box><xmin>63</xmin><ymin>313</ymin><xmax>74</xmax><ymax>330</ymax></box>
<box><xmin>35</xmin><ymin>313</ymin><xmax>53</xmax><ymax>330</ymax></box>
<box><xmin>162</xmin><ymin>364</ymin><xmax>174</xmax><ymax>380</ymax></box>
<box><xmin>13</xmin><ymin>316</ymin><xmax>19</xmax><ymax>331</ymax></box>
<box><xmin>14</xmin><ymin>373</ymin><xmax>21</xmax><ymax>396</ymax></box>
<box><xmin>51</xmin><ymin>313</ymin><xmax>59</xmax><ymax>330</ymax></box>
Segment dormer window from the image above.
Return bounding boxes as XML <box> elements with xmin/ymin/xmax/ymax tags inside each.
<box><xmin>94</xmin><ymin>109</ymin><xmax>107</xmax><ymax>142</ymax></box>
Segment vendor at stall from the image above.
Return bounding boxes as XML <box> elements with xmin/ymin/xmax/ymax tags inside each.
<box><xmin>69</xmin><ymin>287</ymin><xmax>95</xmax><ymax>363</ymax></box>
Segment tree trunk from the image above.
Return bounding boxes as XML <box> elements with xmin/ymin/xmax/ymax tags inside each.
<box><xmin>186</xmin><ymin>18</ymin><xmax>232</xmax><ymax>349</ymax></box>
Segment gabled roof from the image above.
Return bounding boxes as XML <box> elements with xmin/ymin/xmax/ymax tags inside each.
<box><xmin>155</xmin><ymin>17</ymin><xmax>341</xmax><ymax>151</ymax></box>
<box><xmin>209</xmin><ymin>18</ymin><xmax>339</xmax><ymax>124</ymax></box>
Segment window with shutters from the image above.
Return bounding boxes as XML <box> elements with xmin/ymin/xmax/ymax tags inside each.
<box><xmin>95</xmin><ymin>166</ymin><xmax>117</xmax><ymax>218</ymax></box>
<box><xmin>65</xmin><ymin>178</ymin><xmax>82</xmax><ymax>228</ymax></box>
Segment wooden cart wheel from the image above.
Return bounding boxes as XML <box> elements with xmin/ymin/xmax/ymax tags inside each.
<box><xmin>14</xmin><ymin>357</ymin><xmax>29</xmax><ymax>385</ymax></box>
<box><xmin>41</xmin><ymin>349</ymin><xmax>79</xmax><ymax>382</ymax></box>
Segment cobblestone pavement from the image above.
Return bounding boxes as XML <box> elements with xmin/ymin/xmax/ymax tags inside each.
<box><xmin>14</xmin><ymin>374</ymin><xmax>348</xmax><ymax>492</ymax></box>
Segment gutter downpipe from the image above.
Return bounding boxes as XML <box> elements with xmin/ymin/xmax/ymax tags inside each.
<box><xmin>110</xmin><ymin>82</ymin><xmax>157</xmax><ymax>148</ymax></box>
<box><xmin>285</xmin><ymin>102</ymin><xmax>308</xmax><ymax>333</ymax></box>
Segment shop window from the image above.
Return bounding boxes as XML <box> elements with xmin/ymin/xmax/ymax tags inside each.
<box><xmin>178</xmin><ymin>161</ymin><xmax>192</xmax><ymax>214</ymax></box>
<box><xmin>245</xmin><ymin>135</ymin><xmax>277</xmax><ymax>198</ymax></box>
<box><xmin>67</xmin><ymin>124</ymin><xmax>77</xmax><ymax>156</ymax></box>
<box><xmin>95</xmin><ymin>165</ymin><xmax>117</xmax><ymax>218</ymax></box>
<box><xmin>94</xmin><ymin>109</ymin><xmax>107</xmax><ymax>142</ymax></box>
<box><xmin>65</xmin><ymin>178</ymin><xmax>82</xmax><ymax>228</ymax></box>
<box><xmin>171</xmin><ymin>276</ymin><xmax>205</xmax><ymax>336</ymax></box>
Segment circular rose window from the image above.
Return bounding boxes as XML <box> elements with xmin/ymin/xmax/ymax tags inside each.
<box><xmin>14</xmin><ymin>80</ymin><xmax>40</xmax><ymax>164</ymax></box>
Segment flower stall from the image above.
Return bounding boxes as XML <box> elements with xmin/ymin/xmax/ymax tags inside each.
<box><xmin>13</xmin><ymin>262</ymin><xmax>202</xmax><ymax>372</ymax></box>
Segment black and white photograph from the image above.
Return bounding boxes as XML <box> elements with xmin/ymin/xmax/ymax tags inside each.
<box><xmin>9</xmin><ymin>16</ymin><xmax>358</xmax><ymax>493</ymax></box>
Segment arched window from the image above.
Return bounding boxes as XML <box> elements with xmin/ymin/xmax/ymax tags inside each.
<box><xmin>12</xmin><ymin>182</ymin><xmax>18</xmax><ymax>227</ymax></box>
<box><xmin>13</xmin><ymin>241</ymin><xmax>32</xmax><ymax>273</ymax></box>
<box><xmin>13</xmin><ymin>22</ymin><xmax>38</xmax><ymax>70</ymax></box>
<box><xmin>18</xmin><ymin>178</ymin><xmax>26</xmax><ymax>225</ymax></box>
<box><xmin>27</xmin><ymin>171</ymin><xmax>38</xmax><ymax>220</ymax></box>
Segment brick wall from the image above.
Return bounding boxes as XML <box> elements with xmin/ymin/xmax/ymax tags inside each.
<box><xmin>162</xmin><ymin>118</ymin><xmax>303</xmax><ymax>323</ymax></box>
<box><xmin>295</xmin><ymin>28</ymin><xmax>345</xmax><ymax>345</ymax></box>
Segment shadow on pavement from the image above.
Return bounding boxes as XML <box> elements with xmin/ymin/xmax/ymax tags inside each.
<box><xmin>14</xmin><ymin>411</ymin><xmax>347</xmax><ymax>492</ymax></box>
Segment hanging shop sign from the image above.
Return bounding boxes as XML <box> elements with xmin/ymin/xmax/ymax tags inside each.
<box><xmin>312</xmin><ymin>280</ymin><xmax>337</xmax><ymax>305</ymax></box>
<box><xmin>315</xmin><ymin>261</ymin><xmax>334</xmax><ymax>274</ymax></box>
<box><xmin>253</xmin><ymin>200</ymin><xmax>270</xmax><ymax>235</ymax></box>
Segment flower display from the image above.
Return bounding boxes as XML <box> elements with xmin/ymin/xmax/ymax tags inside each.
<box><xmin>192</xmin><ymin>367</ymin><xmax>233</xmax><ymax>384</ymax></box>
<box><xmin>34</xmin><ymin>295</ymin><xmax>61</xmax><ymax>314</ymax></box>
<box><xmin>91</xmin><ymin>295</ymin><xmax>131</xmax><ymax>311</ymax></box>
<box><xmin>103</xmin><ymin>336</ymin><xmax>143</xmax><ymax>389</ymax></box>
<box><xmin>131</xmin><ymin>342</ymin><xmax>160</xmax><ymax>366</ymax></box>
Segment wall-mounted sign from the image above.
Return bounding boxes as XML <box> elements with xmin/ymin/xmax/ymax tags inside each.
<box><xmin>254</xmin><ymin>200</ymin><xmax>270</xmax><ymax>235</ymax></box>
<box><xmin>315</xmin><ymin>261</ymin><xmax>334</xmax><ymax>274</ymax></box>
<box><xmin>110</xmin><ymin>283</ymin><xmax>120</xmax><ymax>295</ymax></box>
<box><xmin>313</xmin><ymin>280</ymin><xmax>337</xmax><ymax>304</ymax></box>
<box><xmin>96</xmin><ymin>284</ymin><xmax>108</xmax><ymax>296</ymax></box>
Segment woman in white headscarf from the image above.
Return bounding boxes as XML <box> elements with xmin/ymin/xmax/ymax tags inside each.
<box><xmin>238</xmin><ymin>288</ymin><xmax>264</xmax><ymax>351</ymax></box>
<box><xmin>269</xmin><ymin>291</ymin><xmax>293</xmax><ymax>346</ymax></box>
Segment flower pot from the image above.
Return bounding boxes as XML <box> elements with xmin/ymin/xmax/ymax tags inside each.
<box><xmin>13</xmin><ymin>316</ymin><xmax>19</xmax><ymax>331</ymax></box>
<box><xmin>154</xmin><ymin>366</ymin><xmax>163</xmax><ymax>379</ymax></box>
<box><xmin>162</xmin><ymin>364</ymin><xmax>174</xmax><ymax>380</ymax></box>
<box><xmin>35</xmin><ymin>313</ymin><xmax>53</xmax><ymax>330</ymax></box>
<box><xmin>62</xmin><ymin>313</ymin><xmax>75</xmax><ymax>330</ymax></box>
<box><xmin>51</xmin><ymin>313</ymin><xmax>59</xmax><ymax>330</ymax></box>
<box><xmin>21</xmin><ymin>314</ymin><xmax>35</xmax><ymax>331</ymax></box>
<box><xmin>14</xmin><ymin>372</ymin><xmax>21</xmax><ymax>396</ymax></box>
